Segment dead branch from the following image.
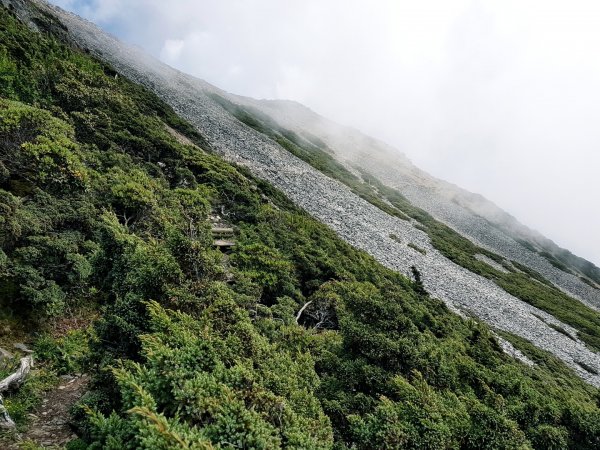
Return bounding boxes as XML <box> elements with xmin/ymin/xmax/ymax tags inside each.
<box><xmin>0</xmin><ymin>355</ymin><xmax>33</xmax><ymax>430</ymax></box>
<box><xmin>295</xmin><ymin>301</ymin><xmax>313</xmax><ymax>324</ymax></box>
<box><xmin>0</xmin><ymin>356</ymin><xmax>33</xmax><ymax>392</ymax></box>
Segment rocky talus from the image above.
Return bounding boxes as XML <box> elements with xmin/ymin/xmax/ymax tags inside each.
<box><xmin>363</xmin><ymin>156</ymin><xmax>600</xmax><ymax>310</ymax></box>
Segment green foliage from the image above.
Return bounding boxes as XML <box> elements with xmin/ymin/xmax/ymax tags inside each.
<box><xmin>230</xmin><ymin>241</ymin><xmax>298</xmax><ymax>303</ymax></box>
<box><xmin>0</xmin><ymin>47</ymin><xmax>17</xmax><ymax>97</ymax></box>
<box><xmin>0</xmin><ymin>188</ymin><xmax>98</xmax><ymax>317</ymax></box>
<box><xmin>408</xmin><ymin>242</ymin><xmax>427</xmax><ymax>255</ymax></box>
<box><xmin>348</xmin><ymin>377</ymin><xmax>471</xmax><ymax>450</ymax></box>
<box><xmin>3</xmin><ymin>6</ymin><xmax>600</xmax><ymax>449</ymax></box>
<box><xmin>34</xmin><ymin>328</ymin><xmax>91</xmax><ymax>375</ymax></box>
<box><xmin>495</xmin><ymin>274</ymin><xmax>600</xmax><ymax>351</ymax></box>
<box><xmin>0</xmin><ymin>99</ymin><xmax>87</xmax><ymax>191</ymax></box>
<box><xmin>1</xmin><ymin>365</ymin><xmax>58</xmax><ymax>429</ymax></box>
<box><xmin>86</xmin><ymin>301</ymin><xmax>333</xmax><ymax>449</ymax></box>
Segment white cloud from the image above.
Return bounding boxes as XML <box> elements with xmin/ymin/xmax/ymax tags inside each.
<box><xmin>50</xmin><ymin>0</ymin><xmax>600</xmax><ymax>265</ymax></box>
<box><xmin>159</xmin><ymin>39</ymin><xmax>185</xmax><ymax>64</ymax></box>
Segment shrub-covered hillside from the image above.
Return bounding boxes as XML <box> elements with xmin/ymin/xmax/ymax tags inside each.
<box><xmin>2</xmin><ymin>5</ymin><xmax>600</xmax><ymax>449</ymax></box>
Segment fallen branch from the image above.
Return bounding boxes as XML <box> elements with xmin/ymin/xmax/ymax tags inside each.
<box><xmin>0</xmin><ymin>398</ymin><xmax>15</xmax><ymax>430</ymax></box>
<box><xmin>295</xmin><ymin>301</ymin><xmax>312</xmax><ymax>324</ymax></box>
<box><xmin>0</xmin><ymin>356</ymin><xmax>33</xmax><ymax>392</ymax></box>
<box><xmin>0</xmin><ymin>355</ymin><xmax>33</xmax><ymax>430</ymax></box>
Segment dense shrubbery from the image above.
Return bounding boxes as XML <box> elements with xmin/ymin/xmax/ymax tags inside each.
<box><xmin>3</xmin><ymin>6</ymin><xmax>600</xmax><ymax>448</ymax></box>
<box><xmin>88</xmin><ymin>301</ymin><xmax>333</xmax><ymax>449</ymax></box>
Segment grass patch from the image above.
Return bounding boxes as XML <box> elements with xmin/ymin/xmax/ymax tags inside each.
<box><xmin>34</xmin><ymin>328</ymin><xmax>92</xmax><ymax>375</ymax></box>
<box><xmin>548</xmin><ymin>323</ymin><xmax>576</xmax><ymax>340</ymax></box>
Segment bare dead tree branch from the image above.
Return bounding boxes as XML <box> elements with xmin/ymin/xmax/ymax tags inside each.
<box><xmin>295</xmin><ymin>301</ymin><xmax>313</xmax><ymax>324</ymax></box>
<box><xmin>0</xmin><ymin>355</ymin><xmax>33</xmax><ymax>393</ymax></box>
<box><xmin>0</xmin><ymin>355</ymin><xmax>34</xmax><ymax>430</ymax></box>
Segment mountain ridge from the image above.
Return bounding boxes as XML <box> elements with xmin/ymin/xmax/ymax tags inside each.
<box><xmin>237</xmin><ymin>96</ymin><xmax>600</xmax><ymax>295</ymax></box>
<box><xmin>4</xmin><ymin>1</ymin><xmax>600</xmax><ymax>447</ymax></box>
<box><xmin>7</xmin><ymin>0</ymin><xmax>600</xmax><ymax>381</ymax></box>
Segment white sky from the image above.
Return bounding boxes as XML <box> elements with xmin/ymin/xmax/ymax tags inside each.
<box><xmin>52</xmin><ymin>0</ymin><xmax>600</xmax><ymax>266</ymax></box>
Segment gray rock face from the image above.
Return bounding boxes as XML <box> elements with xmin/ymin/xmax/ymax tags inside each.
<box><xmin>8</xmin><ymin>0</ymin><xmax>600</xmax><ymax>385</ymax></box>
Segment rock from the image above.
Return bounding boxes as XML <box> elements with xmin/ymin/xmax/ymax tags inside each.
<box><xmin>12</xmin><ymin>343</ymin><xmax>33</xmax><ymax>353</ymax></box>
<box><xmin>0</xmin><ymin>347</ymin><xmax>12</xmax><ymax>360</ymax></box>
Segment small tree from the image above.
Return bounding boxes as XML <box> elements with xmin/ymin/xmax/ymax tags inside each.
<box><xmin>411</xmin><ymin>265</ymin><xmax>427</xmax><ymax>296</ymax></box>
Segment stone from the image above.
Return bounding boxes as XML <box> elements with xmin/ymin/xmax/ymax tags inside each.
<box><xmin>13</xmin><ymin>343</ymin><xmax>33</xmax><ymax>353</ymax></box>
<box><xmin>0</xmin><ymin>347</ymin><xmax>12</xmax><ymax>360</ymax></box>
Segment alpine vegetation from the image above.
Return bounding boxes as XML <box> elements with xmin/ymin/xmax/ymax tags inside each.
<box><xmin>1</xmin><ymin>1</ymin><xmax>600</xmax><ymax>449</ymax></box>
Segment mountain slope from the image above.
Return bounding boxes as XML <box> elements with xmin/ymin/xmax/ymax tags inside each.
<box><xmin>206</xmin><ymin>92</ymin><xmax>600</xmax><ymax>375</ymax></box>
<box><xmin>12</xmin><ymin>0</ymin><xmax>600</xmax><ymax>381</ymax></box>
<box><xmin>241</xmin><ymin>97</ymin><xmax>600</xmax><ymax>306</ymax></box>
<box><xmin>3</xmin><ymin>1</ymin><xmax>600</xmax><ymax>448</ymax></box>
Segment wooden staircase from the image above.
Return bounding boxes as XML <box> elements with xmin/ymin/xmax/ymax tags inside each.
<box><xmin>211</xmin><ymin>226</ymin><xmax>235</xmax><ymax>251</ymax></box>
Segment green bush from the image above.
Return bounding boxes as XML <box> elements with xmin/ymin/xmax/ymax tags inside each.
<box><xmin>34</xmin><ymin>328</ymin><xmax>91</xmax><ymax>374</ymax></box>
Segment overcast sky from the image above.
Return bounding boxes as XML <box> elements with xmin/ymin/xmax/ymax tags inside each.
<box><xmin>51</xmin><ymin>0</ymin><xmax>600</xmax><ymax>266</ymax></box>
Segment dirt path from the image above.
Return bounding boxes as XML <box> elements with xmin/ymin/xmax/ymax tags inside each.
<box><xmin>4</xmin><ymin>374</ymin><xmax>89</xmax><ymax>449</ymax></box>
